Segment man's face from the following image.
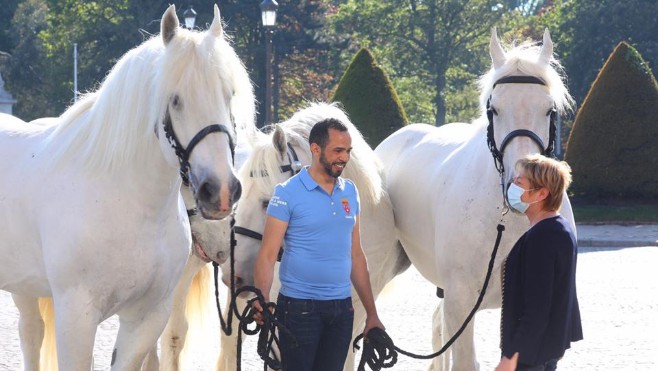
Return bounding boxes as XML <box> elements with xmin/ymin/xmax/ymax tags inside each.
<box><xmin>318</xmin><ymin>128</ymin><xmax>352</xmax><ymax>178</ymax></box>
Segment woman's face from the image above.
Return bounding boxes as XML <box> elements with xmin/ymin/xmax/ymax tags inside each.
<box><xmin>512</xmin><ymin>171</ymin><xmax>537</xmax><ymax>203</ymax></box>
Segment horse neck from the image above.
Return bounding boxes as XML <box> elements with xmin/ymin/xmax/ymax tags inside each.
<box><xmin>49</xmin><ymin>41</ymin><xmax>165</xmax><ymax>178</ymax></box>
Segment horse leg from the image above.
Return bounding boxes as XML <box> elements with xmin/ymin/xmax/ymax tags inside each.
<box><xmin>12</xmin><ymin>294</ymin><xmax>44</xmax><ymax>371</ymax></box>
<box><xmin>160</xmin><ymin>255</ymin><xmax>209</xmax><ymax>371</ymax></box>
<box><xmin>141</xmin><ymin>345</ymin><xmax>159</xmax><ymax>371</ymax></box>
<box><xmin>216</xmin><ymin>294</ymin><xmax>245</xmax><ymax>371</ymax></box>
<box><xmin>442</xmin><ymin>291</ymin><xmax>479</xmax><ymax>371</ymax></box>
<box><xmin>110</xmin><ymin>304</ymin><xmax>172</xmax><ymax>371</ymax></box>
<box><xmin>51</xmin><ymin>294</ymin><xmax>101</xmax><ymax>371</ymax></box>
<box><xmin>429</xmin><ymin>300</ymin><xmax>449</xmax><ymax>371</ymax></box>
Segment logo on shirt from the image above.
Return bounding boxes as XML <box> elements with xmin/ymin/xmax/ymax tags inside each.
<box><xmin>341</xmin><ymin>198</ymin><xmax>351</xmax><ymax>214</ymax></box>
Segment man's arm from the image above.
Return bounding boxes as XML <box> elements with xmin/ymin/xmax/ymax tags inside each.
<box><xmin>253</xmin><ymin>215</ymin><xmax>288</xmax><ymax>322</ymax></box>
<box><xmin>350</xmin><ymin>215</ymin><xmax>384</xmax><ymax>335</ymax></box>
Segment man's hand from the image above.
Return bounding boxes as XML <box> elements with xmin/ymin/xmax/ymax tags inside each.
<box><xmin>363</xmin><ymin>315</ymin><xmax>385</xmax><ymax>336</ymax></box>
<box><xmin>252</xmin><ymin>300</ymin><xmax>267</xmax><ymax>325</ymax></box>
<box><xmin>495</xmin><ymin>352</ymin><xmax>519</xmax><ymax>371</ymax></box>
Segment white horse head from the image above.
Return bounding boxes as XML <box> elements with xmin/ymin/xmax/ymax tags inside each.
<box><xmin>46</xmin><ymin>5</ymin><xmax>255</xmax><ymax>219</ymax></box>
<box><xmin>228</xmin><ymin>102</ymin><xmax>385</xmax><ymax>290</ymax></box>
<box><xmin>482</xmin><ymin>29</ymin><xmax>574</xmax><ymax>210</ymax></box>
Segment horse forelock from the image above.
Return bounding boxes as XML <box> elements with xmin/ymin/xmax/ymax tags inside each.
<box><xmin>240</xmin><ymin>103</ymin><xmax>384</xmax><ymax>207</ymax></box>
<box><xmin>478</xmin><ymin>42</ymin><xmax>574</xmax><ymax>116</ymax></box>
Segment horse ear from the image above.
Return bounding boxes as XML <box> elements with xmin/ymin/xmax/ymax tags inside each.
<box><xmin>272</xmin><ymin>125</ymin><xmax>288</xmax><ymax>159</ymax></box>
<box><xmin>161</xmin><ymin>5</ymin><xmax>179</xmax><ymax>45</ymax></box>
<box><xmin>539</xmin><ymin>28</ymin><xmax>553</xmax><ymax>66</ymax></box>
<box><xmin>490</xmin><ymin>28</ymin><xmax>506</xmax><ymax>69</ymax></box>
<box><xmin>209</xmin><ymin>4</ymin><xmax>223</xmax><ymax>38</ymax></box>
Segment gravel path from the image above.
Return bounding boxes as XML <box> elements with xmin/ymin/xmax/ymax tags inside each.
<box><xmin>2</xmin><ymin>246</ymin><xmax>657</xmax><ymax>370</ymax></box>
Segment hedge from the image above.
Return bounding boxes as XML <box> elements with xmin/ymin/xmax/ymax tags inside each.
<box><xmin>332</xmin><ymin>48</ymin><xmax>408</xmax><ymax>148</ymax></box>
<box><xmin>565</xmin><ymin>42</ymin><xmax>658</xmax><ymax>199</ymax></box>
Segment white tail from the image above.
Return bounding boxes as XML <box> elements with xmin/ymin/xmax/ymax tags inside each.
<box><xmin>38</xmin><ymin>297</ymin><xmax>57</xmax><ymax>371</ymax></box>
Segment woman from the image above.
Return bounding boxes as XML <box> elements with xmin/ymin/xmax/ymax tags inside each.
<box><xmin>496</xmin><ymin>154</ymin><xmax>583</xmax><ymax>371</ymax></box>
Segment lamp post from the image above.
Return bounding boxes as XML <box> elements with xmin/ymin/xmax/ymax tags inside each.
<box><xmin>260</xmin><ymin>0</ymin><xmax>278</xmax><ymax>127</ymax></box>
<box><xmin>73</xmin><ymin>43</ymin><xmax>78</xmax><ymax>102</ymax></box>
<box><xmin>183</xmin><ymin>5</ymin><xmax>197</xmax><ymax>29</ymax></box>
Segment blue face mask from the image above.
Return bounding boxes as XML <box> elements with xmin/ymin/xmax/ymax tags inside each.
<box><xmin>507</xmin><ymin>183</ymin><xmax>533</xmax><ymax>213</ymax></box>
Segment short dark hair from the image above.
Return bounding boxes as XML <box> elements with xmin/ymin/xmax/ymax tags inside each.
<box><xmin>309</xmin><ymin>118</ymin><xmax>348</xmax><ymax>149</ymax></box>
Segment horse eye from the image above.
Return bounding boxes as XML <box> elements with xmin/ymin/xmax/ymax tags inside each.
<box><xmin>171</xmin><ymin>95</ymin><xmax>181</xmax><ymax>109</ymax></box>
<box><xmin>261</xmin><ymin>200</ymin><xmax>269</xmax><ymax>210</ymax></box>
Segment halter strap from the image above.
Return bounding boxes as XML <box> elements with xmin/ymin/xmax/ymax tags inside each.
<box><xmin>279</xmin><ymin>142</ymin><xmax>303</xmax><ymax>175</ymax></box>
<box><xmin>163</xmin><ymin>110</ymin><xmax>236</xmax><ymax>185</ymax></box>
<box><xmin>485</xmin><ymin>75</ymin><xmax>558</xmax><ymax>214</ymax></box>
<box><xmin>233</xmin><ymin>225</ymin><xmax>283</xmax><ymax>262</ymax></box>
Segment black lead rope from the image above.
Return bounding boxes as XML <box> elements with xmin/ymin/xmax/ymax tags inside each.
<box><xmin>212</xmin><ymin>218</ymin><xmax>293</xmax><ymax>371</ymax></box>
<box><xmin>353</xmin><ymin>224</ymin><xmax>506</xmax><ymax>371</ymax></box>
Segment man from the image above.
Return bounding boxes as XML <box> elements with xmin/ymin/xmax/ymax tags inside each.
<box><xmin>253</xmin><ymin>117</ymin><xmax>384</xmax><ymax>371</ymax></box>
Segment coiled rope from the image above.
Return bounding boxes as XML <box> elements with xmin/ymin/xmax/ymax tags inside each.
<box><xmin>352</xmin><ymin>224</ymin><xmax>505</xmax><ymax>370</ymax></box>
<box><xmin>211</xmin><ymin>217</ymin><xmax>293</xmax><ymax>371</ymax></box>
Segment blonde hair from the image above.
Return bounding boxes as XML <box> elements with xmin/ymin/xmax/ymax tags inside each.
<box><xmin>516</xmin><ymin>154</ymin><xmax>572</xmax><ymax>211</ymax></box>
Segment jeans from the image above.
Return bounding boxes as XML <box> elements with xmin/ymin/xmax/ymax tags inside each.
<box><xmin>517</xmin><ymin>358</ymin><xmax>559</xmax><ymax>371</ymax></box>
<box><xmin>276</xmin><ymin>293</ymin><xmax>354</xmax><ymax>371</ymax></box>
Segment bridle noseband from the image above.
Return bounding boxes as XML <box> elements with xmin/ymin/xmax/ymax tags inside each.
<box><xmin>485</xmin><ymin>75</ymin><xmax>558</xmax><ymax>212</ymax></box>
<box><xmin>163</xmin><ymin>110</ymin><xmax>236</xmax><ymax>185</ymax></box>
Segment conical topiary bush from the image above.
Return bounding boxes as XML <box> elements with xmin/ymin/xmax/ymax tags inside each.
<box><xmin>565</xmin><ymin>42</ymin><xmax>658</xmax><ymax>199</ymax></box>
<box><xmin>332</xmin><ymin>48</ymin><xmax>408</xmax><ymax>148</ymax></box>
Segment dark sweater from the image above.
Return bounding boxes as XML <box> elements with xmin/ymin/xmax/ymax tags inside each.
<box><xmin>501</xmin><ymin>215</ymin><xmax>583</xmax><ymax>365</ymax></box>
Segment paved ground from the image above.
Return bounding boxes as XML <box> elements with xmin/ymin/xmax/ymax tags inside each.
<box><xmin>1</xmin><ymin>224</ymin><xmax>657</xmax><ymax>370</ymax></box>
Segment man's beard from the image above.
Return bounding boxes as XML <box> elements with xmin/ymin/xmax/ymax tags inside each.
<box><xmin>319</xmin><ymin>151</ymin><xmax>345</xmax><ymax>178</ymax></box>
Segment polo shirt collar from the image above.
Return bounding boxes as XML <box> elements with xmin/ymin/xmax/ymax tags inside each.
<box><xmin>299</xmin><ymin>166</ymin><xmax>345</xmax><ymax>192</ymax></box>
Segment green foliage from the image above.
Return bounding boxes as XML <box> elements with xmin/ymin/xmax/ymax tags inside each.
<box><xmin>330</xmin><ymin>0</ymin><xmax>508</xmax><ymax>125</ymax></box>
<box><xmin>332</xmin><ymin>48</ymin><xmax>408</xmax><ymax>147</ymax></box>
<box><xmin>556</xmin><ymin>0</ymin><xmax>658</xmax><ymax>106</ymax></box>
<box><xmin>1</xmin><ymin>0</ymin><xmax>55</xmax><ymax>119</ymax></box>
<box><xmin>565</xmin><ymin>42</ymin><xmax>658</xmax><ymax>199</ymax></box>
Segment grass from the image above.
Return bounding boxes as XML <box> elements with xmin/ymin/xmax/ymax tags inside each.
<box><xmin>571</xmin><ymin>198</ymin><xmax>658</xmax><ymax>224</ymax></box>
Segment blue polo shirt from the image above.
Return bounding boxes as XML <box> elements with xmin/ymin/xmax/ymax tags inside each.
<box><xmin>266</xmin><ymin>167</ymin><xmax>360</xmax><ymax>300</ymax></box>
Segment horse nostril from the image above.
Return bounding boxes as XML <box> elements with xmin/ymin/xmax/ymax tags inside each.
<box><xmin>197</xmin><ymin>180</ymin><xmax>219</xmax><ymax>204</ymax></box>
<box><xmin>233</xmin><ymin>276</ymin><xmax>244</xmax><ymax>288</ymax></box>
<box><xmin>231</xmin><ymin>179</ymin><xmax>242</xmax><ymax>203</ymax></box>
<box><xmin>216</xmin><ymin>251</ymin><xmax>226</xmax><ymax>263</ymax></box>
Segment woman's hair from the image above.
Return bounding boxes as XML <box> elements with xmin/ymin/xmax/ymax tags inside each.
<box><xmin>516</xmin><ymin>154</ymin><xmax>572</xmax><ymax>211</ymax></box>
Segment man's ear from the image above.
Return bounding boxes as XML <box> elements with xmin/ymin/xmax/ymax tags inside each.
<box><xmin>310</xmin><ymin>143</ymin><xmax>321</xmax><ymax>157</ymax></box>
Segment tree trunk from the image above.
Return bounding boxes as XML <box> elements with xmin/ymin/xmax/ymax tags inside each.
<box><xmin>434</xmin><ymin>71</ymin><xmax>447</xmax><ymax>126</ymax></box>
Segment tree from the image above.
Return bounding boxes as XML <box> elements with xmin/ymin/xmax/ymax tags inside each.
<box><xmin>0</xmin><ymin>0</ymin><xmax>21</xmax><ymax>54</ymax></box>
<box><xmin>332</xmin><ymin>48</ymin><xmax>408</xmax><ymax>147</ymax></box>
<box><xmin>1</xmin><ymin>0</ymin><xmax>54</xmax><ymax>120</ymax></box>
<box><xmin>556</xmin><ymin>0</ymin><xmax>658</xmax><ymax>106</ymax></box>
<box><xmin>565</xmin><ymin>42</ymin><xmax>658</xmax><ymax>199</ymax></box>
<box><xmin>330</xmin><ymin>0</ymin><xmax>509</xmax><ymax>125</ymax></box>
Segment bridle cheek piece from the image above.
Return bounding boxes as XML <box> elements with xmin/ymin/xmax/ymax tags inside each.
<box><xmin>162</xmin><ymin>110</ymin><xmax>236</xmax><ymax>185</ymax></box>
<box><xmin>485</xmin><ymin>75</ymin><xmax>558</xmax><ymax>212</ymax></box>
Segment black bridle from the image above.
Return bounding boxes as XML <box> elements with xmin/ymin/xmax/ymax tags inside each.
<box><xmin>162</xmin><ymin>109</ymin><xmax>236</xmax><ymax>185</ymax></box>
<box><xmin>485</xmin><ymin>75</ymin><xmax>557</xmax><ymax>211</ymax></box>
<box><xmin>235</xmin><ymin>141</ymin><xmax>302</xmax><ymax>262</ymax></box>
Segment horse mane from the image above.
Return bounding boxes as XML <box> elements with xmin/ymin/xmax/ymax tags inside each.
<box><xmin>45</xmin><ymin>26</ymin><xmax>255</xmax><ymax>174</ymax></box>
<box><xmin>478</xmin><ymin>41</ymin><xmax>574</xmax><ymax>118</ymax></box>
<box><xmin>240</xmin><ymin>102</ymin><xmax>385</xmax><ymax>207</ymax></box>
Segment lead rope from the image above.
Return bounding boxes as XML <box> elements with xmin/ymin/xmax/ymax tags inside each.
<box><xmin>353</xmin><ymin>224</ymin><xmax>506</xmax><ymax>371</ymax></box>
<box><xmin>212</xmin><ymin>217</ymin><xmax>294</xmax><ymax>371</ymax></box>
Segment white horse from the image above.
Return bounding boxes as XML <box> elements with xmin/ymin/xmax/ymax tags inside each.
<box><xmin>0</xmin><ymin>4</ymin><xmax>255</xmax><ymax>370</ymax></box>
<box><xmin>144</xmin><ymin>140</ymin><xmax>254</xmax><ymax>371</ymax></box>
<box><xmin>374</xmin><ymin>29</ymin><xmax>576</xmax><ymax>370</ymax></box>
<box><xmin>216</xmin><ymin>102</ymin><xmax>409</xmax><ymax>370</ymax></box>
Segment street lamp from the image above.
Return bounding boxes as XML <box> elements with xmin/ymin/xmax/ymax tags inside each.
<box><xmin>183</xmin><ymin>5</ymin><xmax>197</xmax><ymax>30</ymax></box>
<box><xmin>260</xmin><ymin>0</ymin><xmax>278</xmax><ymax>127</ymax></box>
